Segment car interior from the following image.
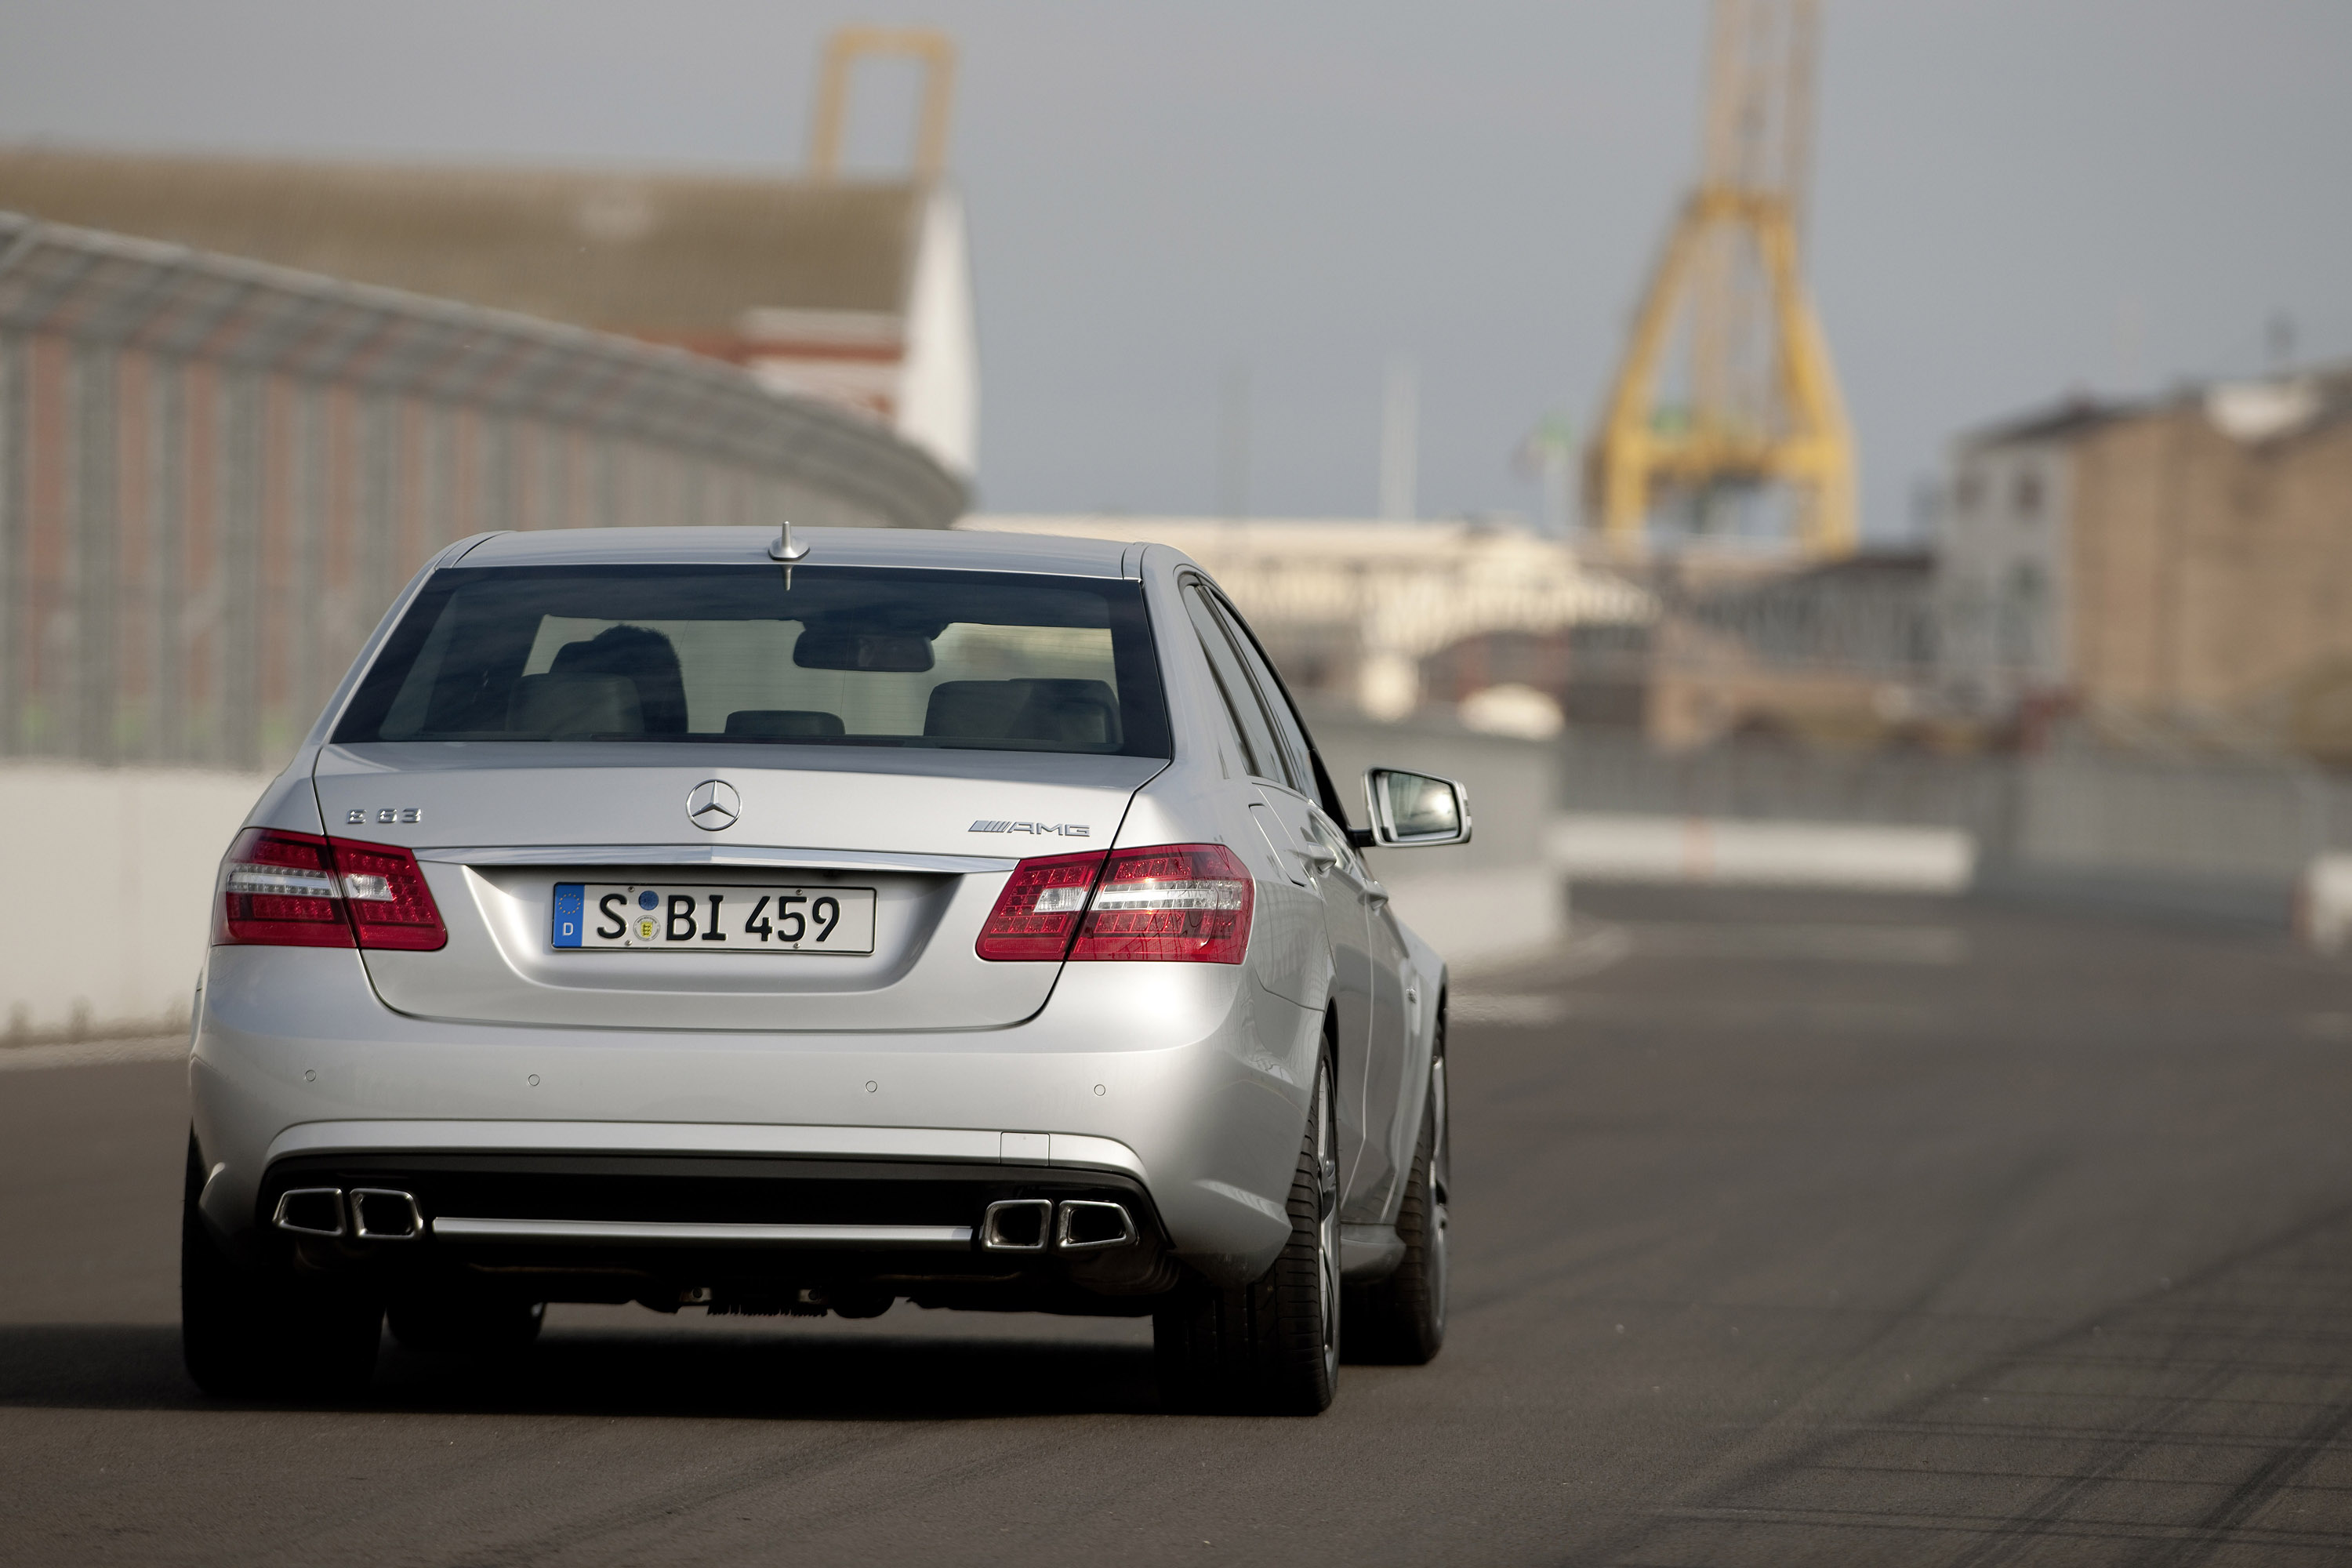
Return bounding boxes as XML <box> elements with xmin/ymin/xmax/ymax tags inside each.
<box><xmin>504</xmin><ymin>627</ymin><xmax>1123</xmax><ymax>749</ymax></box>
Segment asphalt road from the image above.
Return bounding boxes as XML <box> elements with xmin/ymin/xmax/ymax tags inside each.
<box><xmin>9</xmin><ymin>886</ymin><xmax>2352</xmax><ymax>1566</ymax></box>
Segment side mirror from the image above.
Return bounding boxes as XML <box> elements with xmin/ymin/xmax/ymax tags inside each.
<box><xmin>1357</xmin><ymin>768</ymin><xmax>1472</xmax><ymax>848</ymax></box>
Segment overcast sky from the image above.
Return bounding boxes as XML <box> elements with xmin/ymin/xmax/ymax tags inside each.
<box><xmin>4</xmin><ymin>2</ymin><xmax>2347</xmax><ymax>539</ymax></box>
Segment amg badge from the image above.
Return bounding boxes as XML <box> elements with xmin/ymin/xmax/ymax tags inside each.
<box><xmin>970</xmin><ymin>820</ymin><xmax>1091</xmax><ymax>837</ymax></box>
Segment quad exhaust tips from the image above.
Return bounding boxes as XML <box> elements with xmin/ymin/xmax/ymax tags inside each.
<box><xmin>350</xmin><ymin>1189</ymin><xmax>424</xmax><ymax>1240</ymax></box>
<box><xmin>979</xmin><ymin>1198</ymin><xmax>1138</xmax><ymax>1253</ymax></box>
<box><xmin>272</xmin><ymin>1188</ymin><xmax>347</xmax><ymax>1237</ymax></box>
<box><xmin>274</xmin><ymin>1187</ymin><xmax>1127</xmax><ymax>1253</ymax></box>
<box><xmin>1054</xmin><ymin>1199</ymin><xmax>1138</xmax><ymax>1251</ymax></box>
<box><xmin>980</xmin><ymin>1199</ymin><xmax>1051</xmax><ymax>1250</ymax></box>
<box><xmin>271</xmin><ymin>1186</ymin><xmax>423</xmax><ymax>1241</ymax></box>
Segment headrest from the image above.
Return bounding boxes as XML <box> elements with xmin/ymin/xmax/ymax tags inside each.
<box><xmin>507</xmin><ymin>673</ymin><xmax>644</xmax><ymax>736</ymax></box>
<box><xmin>549</xmin><ymin>625</ymin><xmax>688</xmax><ymax>734</ymax></box>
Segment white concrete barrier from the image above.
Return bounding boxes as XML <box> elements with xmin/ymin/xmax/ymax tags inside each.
<box><xmin>0</xmin><ymin>758</ymin><xmax>1567</xmax><ymax>1036</ymax></box>
<box><xmin>0</xmin><ymin>763</ymin><xmax>270</xmax><ymax>1040</ymax></box>
<box><xmin>1376</xmin><ymin>866</ymin><xmax>1565</xmax><ymax>975</ymax></box>
<box><xmin>2298</xmin><ymin>854</ymin><xmax>2352</xmax><ymax>954</ymax></box>
<box><xmin>1548</xmin><ymin>812</ymin><xmax>1976</xmax><ymax>894</ymax></box>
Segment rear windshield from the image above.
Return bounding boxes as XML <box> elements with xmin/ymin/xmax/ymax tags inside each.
<box><xmin>332</xmin><ymin>564</ymin><xmax>1171</xmax><ymax>757</ymax></box>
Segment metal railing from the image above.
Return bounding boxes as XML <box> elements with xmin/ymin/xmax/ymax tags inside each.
<box><xmin>0</xmin><ymin>212</ymin><xmax>967</xmax><ymax>769</ymax></box>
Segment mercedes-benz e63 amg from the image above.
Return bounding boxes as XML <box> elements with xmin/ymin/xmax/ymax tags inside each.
<box><xmin>184</xmin><ymin>524</ymin><xmax>1468</xmax><ymax>1414</ymax></box>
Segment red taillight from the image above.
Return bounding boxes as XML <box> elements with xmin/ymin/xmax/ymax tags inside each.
<box><xmin>218</xmin><ymin>829</ymin><xmax>350</xmax><ymax>947</ymax></box>
<box><xmin>332</xmin><ymin>838</ymin><xmax>448</xmax><ymax>950</ymax></box>
<box><xmin>216</xmin><ymin>829</ymin><xmax>446</xmax><ymax>951</ymax></box>
<box><xmin>1073</xmin><ymin>844</ymin><xmax>1253</xmax><ymax>964</ymax></box>
<box><xmin>975</xmin><ymin>848</ymin><xmax>1107</xmax><ymax>960</ymax></box>
<box><xmin>975</xmin><ymin>843</ymin><xmax>1253</xmax><ymax>965</ymax></box>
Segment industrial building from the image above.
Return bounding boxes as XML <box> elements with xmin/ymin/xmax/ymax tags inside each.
<box><xmin>0</xmin><ymin>146</ymin><xmax>977</xmax><ymax>477</ymax></box>
<box><xmin>1937</xmin><ymin>365</ymin><xmax>2352</xmax><ymax>757</ymax></box>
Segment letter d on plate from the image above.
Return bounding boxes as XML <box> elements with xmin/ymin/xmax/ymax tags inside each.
<box><xmin>551</xmin><ymin>884</ymin><xmax>585</xmax><ymax>949</ymax></box>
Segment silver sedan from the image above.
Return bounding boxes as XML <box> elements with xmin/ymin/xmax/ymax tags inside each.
<box><xmin>183</xmin><ymin>524</ymin><xmax>1466</xmax><ymax>1414</ymax></box>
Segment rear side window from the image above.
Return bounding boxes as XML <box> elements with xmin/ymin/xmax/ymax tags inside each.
<box><xmin>334</xmin><ymin>565</ymin><xmax>1171</xmax><ymax>758</ymax></box>
<box><xmin>1180</xmin><ymin>579</ymin><xmax>1298</xmax><ymax>789</ymax></box>
<box><xmin>1203</xmin><ymin>587</ymin><xmax>1315</xmax><ymax>788</ymax></box>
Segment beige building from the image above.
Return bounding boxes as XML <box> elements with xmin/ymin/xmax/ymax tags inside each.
<box><xmin>0</xmin><ymin>147</ymin><xmax>978</xmax><ymax>478</ymax></box>
<box><xmin>1939</xmin><ymin>367</ymin><xmax>2352</xmax><ymax>753</ymax></box>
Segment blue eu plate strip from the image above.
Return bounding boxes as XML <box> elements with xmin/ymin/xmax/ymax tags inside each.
<box><xmin>551</xmin><ymin>883</ymin><xmax>585</xmax><ymax>948</ymax></box>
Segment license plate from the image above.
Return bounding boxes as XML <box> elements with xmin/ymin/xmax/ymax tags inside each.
<box><xmin>552</xmin><ymin>884</ymin><xmax>877</xmax><ymax>954</ymax></box>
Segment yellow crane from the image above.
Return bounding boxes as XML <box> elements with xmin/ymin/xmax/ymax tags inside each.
<box><xmin>808</xmin><ymin>27</ymin><xmax>959</xmax><ymax>183</ymax></box>
<box><xmin>1587</xmin><ymin>0</ymin><xmax>1856</xmax><ymax>557</ymax></box>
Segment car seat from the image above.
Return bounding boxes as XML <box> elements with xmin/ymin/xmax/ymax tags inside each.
<box><xmin>547</xmin><ymin>625</ymin><xmax>688</xmax><ymax>734</ymax></box>
<box><xmin>923</xmin><ymin>678</ymin><xmax>1121</xmax><ymax>747</ymax></box>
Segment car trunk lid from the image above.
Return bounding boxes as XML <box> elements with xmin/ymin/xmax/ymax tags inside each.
<box><xmin>314</xmin><ymin>743</ymin><xmax>1159</xmax><ymax>1031</ymax></box>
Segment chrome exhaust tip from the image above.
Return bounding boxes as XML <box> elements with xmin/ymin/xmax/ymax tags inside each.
<box><xmin>272</xmin><ymin>1187</ymin><xmax>347</xmax><ymax>1238</ymax></box>
<box><xmin>1054</xmin><ymin>1200</ymin><xmax>1137</xmax><ymax>1252</ymax></box>
<box><xmin>979</xmin><ymin>1198</ymin><xmax>1053</xmax><ymax>1251</ymax></box>
<box><xmin>350</xmin><ymin>1189</ymin><xmax>425</xmax><ymax>1241</ymax></box>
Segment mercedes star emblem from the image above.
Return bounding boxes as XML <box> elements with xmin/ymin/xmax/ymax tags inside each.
<box><xmin>685</xmin><ymin>779</ymin><xmax>739</xmax><ymax>832</ymax></box>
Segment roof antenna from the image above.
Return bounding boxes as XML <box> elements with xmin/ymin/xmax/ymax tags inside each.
<box><xmin>769</xmin><ymin>519</ymin><xmax>809</xmax><ymax>588</ymax></box>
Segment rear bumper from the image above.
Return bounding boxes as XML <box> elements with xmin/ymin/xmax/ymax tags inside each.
<box><xmin>191</xmin><ymin>946</ymin><xmax>1323</xmax><ymax>1290</ymax></box>
<box><xmin>252</xmin><ymin>1148</ymin><xmax>1178</xmax><ymax>1312</ymax></box>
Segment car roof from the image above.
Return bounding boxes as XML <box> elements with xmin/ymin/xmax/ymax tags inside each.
<box><xmin>452</xmin><ymin>526</ymin><xmax>1138</xmax><ymax>579</ymax></box>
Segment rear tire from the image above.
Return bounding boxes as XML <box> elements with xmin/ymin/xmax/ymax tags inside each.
<box><xmin>1344</xmin><ymin>1036</ymin><xmax>1449</xmax><ymax>1364</ymax></box>
<box><xmin>181</xmin><ymin>1138</ymin><xmax>381</xmax><ymax>1399</ymax></box>
<box><xmin>1154</xmin><ymin>1056</ymin><xmax>1340</xmax><ymax>1415</ymax></box>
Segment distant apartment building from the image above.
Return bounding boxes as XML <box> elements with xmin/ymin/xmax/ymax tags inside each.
<box><xmin>1938</xmin><ymin>366</ymin><xmax>2352</xmax><ymax>754</ymax></box>
<box><xmin>0</xmin><ymin>147</ymin><xmax>977</xmax><ymax>478</ymax></box>
<box><xmin>1936</xmin><ymin>403</ymin><xmax>2088</xmax><ymax>720</ymax></box>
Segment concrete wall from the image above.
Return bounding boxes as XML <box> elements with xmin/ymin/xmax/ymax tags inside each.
<box><xmin>1552</xmin><ymin>731</ymin><xmax>2352</xmax><ymax>924</ymax></box>
<box><xmin>1550</xmin><ymin>814</ymin><xmax>1973</xmax><ymax>892</ymax></box>
<box><xmin>896</xmin><ymin>188</ymin><xmax>979</xmax><ymax>477</ymax></box>
<box><xmin>0</xmin><ymin>763</ymin><xmax>269</xmax><ymax>1040</ymax></box>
